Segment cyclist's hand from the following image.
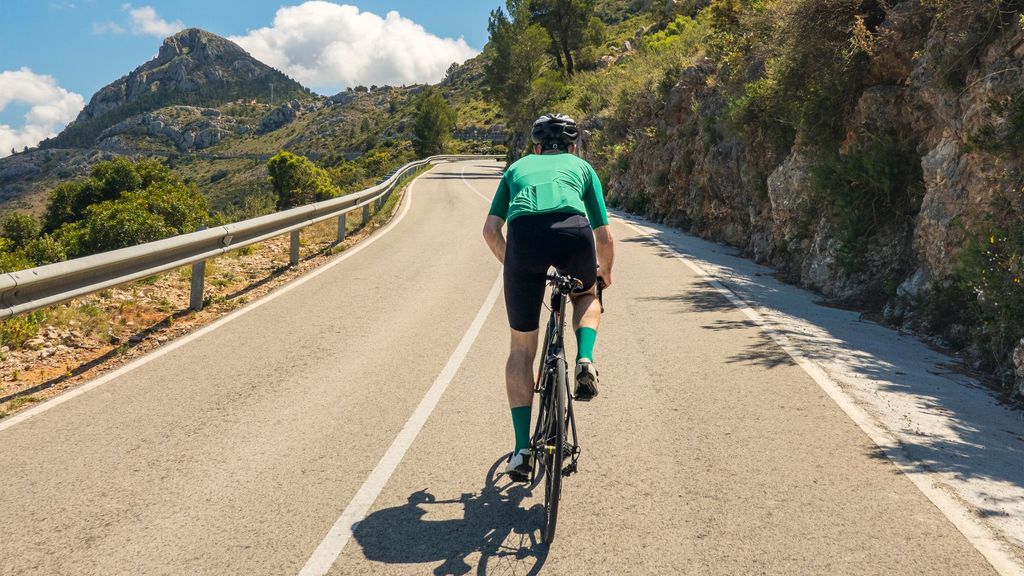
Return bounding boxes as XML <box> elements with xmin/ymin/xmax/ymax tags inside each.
<box><xmin>597</xmin><ymin>269</ymin><xmax>611</xmax><ymax>290</ymax></box>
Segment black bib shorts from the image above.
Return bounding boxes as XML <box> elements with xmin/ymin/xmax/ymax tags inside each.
<box><xmin>503</xmin><ymin>212</ymin><xmax>597</xmax><ymax>332</ymax></box>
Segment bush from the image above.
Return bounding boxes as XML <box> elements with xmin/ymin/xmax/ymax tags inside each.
<box><xmin>43</xmin><ymin>157</ymin><xmax>181</xmax><ymax>232</ymax></box>
<box><xmin>811</xmin><ymin>135</ymin><xmax>924</xmax><ymax>271</ymax></box>
<box><xmin>724</xmin><ymin>0</ymin><xmax>872</xmax><ymax>151</ymax></box>
<box><xmin>0</xmin><ymin>311</ymin><xmax>47</xmax><ymax>349</ymax></box>
<box><xmin>20</xmin><ymin>235</ymin><xmax>66</xmax><ymax>266</ymax></box>
<box><xmin>0</xmin><ymin>238</ymin><xmax>34</xmax><ymax>273</ymax></box>
<box><xmin>267</xmin><ymin>151</ymin><xmax>341</xmax><ymax>209</ymax></box>
<box><xmin>953</xmin><ymin>186</ymin><xmax>1024</xmax><ymax>373</ymax></box>
<box><xmin>73</xmin><ymin>183</ymin><xmax>209</xmax><ymax>255</ymax></box>
<box><xmin>0</xmin><ymin>213</ymin><xmax>41</xmax><ymax>249</ymax></box>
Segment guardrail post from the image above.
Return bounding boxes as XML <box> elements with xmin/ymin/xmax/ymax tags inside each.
<box><xmin>362</xmin><ymin>204</ymin><xmax>370</xmax><ymax>226</ymax></box>
<box><xmin>336</xmin><ymin>215</ymin><xmax>346</xmax><ymax>243</ymax></box>
<box><xmin>189</xmin><ymin>226</ymin><xmax>208</xmax><ymax>311</ymax></box>
<box><xmin>189</xmin><ymin>260</ymin><xmax>206</xmax><ymax>311</ymax></box>
<box><xmin>290</xmin><ymin>230</ymin><xmax>300</xmax><ymax>266</ymax></box>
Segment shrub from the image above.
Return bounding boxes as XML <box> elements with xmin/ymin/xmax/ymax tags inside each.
<box><xmin>0</xmin><ymin>311</ymin><xmax>48</xmax><ymax>349</ymax></box>
<box><xmin>267</xmin><ymin>151</ymin><xmax>341</xmax><ymax>209</ymax></box>
<box><xmin>0</xmin><ymin>213</ymin><xmax>41</xmax><ymax>249</ymax></box>
<box><xmin>954</xmin><ymin>186</ymin><xmax>1024</xmax><ymax>373</ymax></box>
<box><xmin>811</xmin><ymin>135</ymin><xmax>924</xmax><ymax>271</ymax></box>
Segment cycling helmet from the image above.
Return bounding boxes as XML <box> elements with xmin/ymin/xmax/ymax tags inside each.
<box><xmin>531</xmin><ymin>113</ymin><xmax>579</xmax><ymax>148</ymax></box>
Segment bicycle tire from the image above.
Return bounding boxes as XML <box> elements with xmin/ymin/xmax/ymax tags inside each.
<box><xmin>542</xmin><ymin>358</ymin><xmax>566</xmax><ymax>545</ymax></box>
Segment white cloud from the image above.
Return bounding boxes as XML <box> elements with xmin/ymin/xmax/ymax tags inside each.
<box><xmin>229</xmin><ymin>1</ymin><xmax>478</xmax><ymax>94</ymax></box>
<box><xmin>124</xmin><ymin>4</ymin><xmax>185</xmax><ymax>37</ymax></box>
<box><xmin>0</xmin><ymin>68</ymin><xmax>85</xmax><ymax>157</ymax></box>
<box><xmin>94</xmin><ymin>4</ymin><xmax>184</xmax><ymax>38</ymax></box>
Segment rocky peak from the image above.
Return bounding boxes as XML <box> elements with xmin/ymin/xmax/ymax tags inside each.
<box><xmin>48</xmin><ymin>28</ymin><xmax>307</xmax><ymax>148</ymax></box>
<box><xmin>154</xmin><ymin>28</ymin><xmax>248</xmax><ymax>66</ymax></box>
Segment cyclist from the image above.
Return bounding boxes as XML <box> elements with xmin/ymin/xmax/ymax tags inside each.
<box><xmin>481</xmin><ymin>113</ymin><xmax>615</xmax><ymax>479</ymax></box>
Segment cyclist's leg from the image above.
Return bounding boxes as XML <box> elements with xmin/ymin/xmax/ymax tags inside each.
<box><xmin>507</xmin><ymin>329</ymin><xmax>538</xmax><ymax>453</ymax></box>
<box><xmin>503</xmin><ymin>217</ymin><xmax>551</xmax><ymax>455</ymax></box>
<box><xmin>552</xmin><ymin>215</ymin><xmax>600</xmax><ymax>363</ymax></box>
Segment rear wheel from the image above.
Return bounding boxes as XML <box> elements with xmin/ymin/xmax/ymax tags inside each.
<box><xmin>541</xmin><ymin>359</ymin><xmax>565</xmax><ymax>545</ymax></box>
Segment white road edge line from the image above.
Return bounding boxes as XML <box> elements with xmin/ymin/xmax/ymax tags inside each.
<box><xmin>0</xmin><ymin>165</ymin><xmax>431</xmax><ymax>434</ymax></box>
<box><xmin>293</xmin><ymin>160</ymin><xmax>504</xmax><ymax>575</ymax></box>
<box><xmin>297</xmin><ymin>272</ymin><xmax>503</xmax><ymax>576</ymax></box>
<box><xmin>461</xmin><ymin>164</ymin><xmax>499</xmax><ymax>203</ymax></box>
<box><xmin>615</xmin><ymin>215</ymin><xmax>1024</xmax><ymax>576</ymax></box>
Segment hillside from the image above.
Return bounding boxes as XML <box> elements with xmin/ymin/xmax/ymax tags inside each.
<box><xmin>478</xmin><ymin>0</ymin><xmax>1024</xmax><ymax>397</ymax></box>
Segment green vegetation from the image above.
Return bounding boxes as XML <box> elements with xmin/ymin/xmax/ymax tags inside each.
<box><xmin>267</xmin><ymin>151</ymin><xmax>340</xmax><ymax>209</ymax></box>
<box><xmin>0</xmin><ymin>158</ymin><xmax>210</xmax><ymax>273</ymax></box>
<box><xmin>0</xmin><ymin>311</ymin><xmax>48</xmax><ymax>349</ymax></box>
<box><xmin>811</xmin><ymin>135</ymin><xmax>924</xmax><ymax>272</ymax></box>
<box><xmin>530</xmin><ymin>0</ymin><xmax>606</xmax><ymax>75</ymax></box>
<box><xmin>413</xmin><ymin>88</ymin><xmax>457</xmax><ymax>156</ymax></box>
<box><xmin>938</xmin><ymin>188</ymin><xmax>1024</xmax><ymax>373</ymax></box>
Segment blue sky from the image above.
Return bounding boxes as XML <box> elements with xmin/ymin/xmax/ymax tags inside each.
<box><xmin>0</xmin><ymin>1</ymin><xmax>495</xmax><ymax>155</ymax></box>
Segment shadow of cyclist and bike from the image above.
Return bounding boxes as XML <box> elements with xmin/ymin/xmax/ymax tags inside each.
<box><xmin>351</xmin><ymin>456</ymin><xmax>550</xmax><ymax>575</ymax></box>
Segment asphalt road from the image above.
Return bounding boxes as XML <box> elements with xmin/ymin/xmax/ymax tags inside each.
<box><xmin>0</xmin><ymin>161</ymin><xmax>1003</xmax><ymax>575</ymax></box>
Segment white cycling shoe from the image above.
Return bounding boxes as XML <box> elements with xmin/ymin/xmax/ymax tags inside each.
<box><xmin>505</xmin><ymin>448</ymin><xmax>533</xmax><ymax>480</ymax></box>
<box><xmin>574</xmin><ymin>359</ymin><xmax>599</xmax><ymax>401</ymax></box>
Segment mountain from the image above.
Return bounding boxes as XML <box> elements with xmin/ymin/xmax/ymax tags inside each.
<box><xmin>44</xmin><ymin>28</ymin><xmax>308</xmax><ymax>149</ymax></box>
<box><xmin>0</xmin><ymin>28</ymin><xmax>502</xmax><ymax>216</ymax></box>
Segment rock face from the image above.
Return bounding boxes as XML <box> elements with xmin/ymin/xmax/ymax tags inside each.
<box><xmin>601</xmin><ymin>2</ymin><xmax>1024</xmax><ymax>393</ymax></box>
<box><xmin>258</xmin><ymin>100</ymin><xmax>302</xmax><ymax>133</ymax></box>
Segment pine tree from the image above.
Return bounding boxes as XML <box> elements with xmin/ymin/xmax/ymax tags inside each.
<box><xmin>413</xmin><ymin>88</ymin><xmax>456</xmax><ymax>157</ymax></box>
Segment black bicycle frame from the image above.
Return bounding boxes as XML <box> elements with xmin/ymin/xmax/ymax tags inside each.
<box><xmin>535</xmin><ymin>275</ymin><xmax>581</xmax><ymax>476</ymax></box>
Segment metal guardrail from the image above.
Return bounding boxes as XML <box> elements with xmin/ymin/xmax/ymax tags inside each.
<box><xmin>0</xmin><ymin>154</ymin><xmax>502</xmax><ymax>319</ymax></box>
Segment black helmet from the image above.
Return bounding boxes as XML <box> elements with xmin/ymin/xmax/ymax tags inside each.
<box><xmin>531</xmin><ymin>113</ymin><xmax>579</xmax><ymax>148</ymax></box>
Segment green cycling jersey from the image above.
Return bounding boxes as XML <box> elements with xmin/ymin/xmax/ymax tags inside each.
<box><xmin>488</xmin><ymin>152</ymin><xmax>609</xmax><ymax>230</ymax></box>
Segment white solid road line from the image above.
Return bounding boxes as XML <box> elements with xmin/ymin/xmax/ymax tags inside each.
<box><xmin>297</xmin><ymin>162</ymin><xmax>505</xmax><ymax>576</ymax></box>
<box><xmin>461</xmin><ymin>164</ymin><xmax>500</xmax><ymax>203</ymax></box>
<box><xmin>0</xmin><ymin>168</ymin><xmax>427</xmax><ymax>434</ymax></box>
<box><xmin>297</xmin><ymin>272</ymin><xmax>503</xmax><ymax>576</ymax></box>
<box><xmin>616</xmin><ymin>215</ymin><xmax>1024</xmax><ymax>576</ymax></box>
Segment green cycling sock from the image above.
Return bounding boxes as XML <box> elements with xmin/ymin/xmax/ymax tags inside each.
<box><xmin>575</xmin><ymin>327</ymin><xmax>597</xmax><ymax>363</ymax></box>
<box><xmin>511</xmin><ymin>405</ymin><xmax>532</xmax><ymax>453</ymax></box>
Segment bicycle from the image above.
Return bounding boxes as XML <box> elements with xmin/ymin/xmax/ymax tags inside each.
<box><xmin>529</xmin><ymin>271</ymin><xmax>603</xmax><ymax>545</ymax></box>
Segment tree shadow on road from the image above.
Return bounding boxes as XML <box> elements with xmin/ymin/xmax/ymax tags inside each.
<box><xmin>352</xmin><ymin>455</ymin><xmax>549</xmax><ymax>575</ymax></box>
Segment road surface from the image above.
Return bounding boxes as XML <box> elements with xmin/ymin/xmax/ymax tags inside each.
<box><xmin>0</xmin><ymin>161</ymin><xmax>1011</xmax><ymax>575</ymax></box>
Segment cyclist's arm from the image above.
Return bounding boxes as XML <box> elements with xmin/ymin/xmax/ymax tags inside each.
<box><xmin>582</xmin><ymin>163</ymin><xmax>614</xmax><ymax>287</ymax></box>
<box><xmin>482</xmin><ymin>215</ymin><xmax>506</xmax><ymax>264</ymax></box>
<box><xmin>483</xmin><ymin>174</ymin><xmax>512</xmax><ymax>263</ymax></box>
<box><xmin>594</xmin><ymin>225</ymin><xmax>614</xmax><ymax>288</ymax></box>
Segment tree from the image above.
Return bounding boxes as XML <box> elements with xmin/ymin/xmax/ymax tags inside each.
<box><xmin>529</xmin><ymin>0</ymin><xmax>604</xmax><ymax>75</ymax></box>
<box><xmin>484</xmin><ymin>1</ymin><xmax>552</xmax><ymax>158</ymax></box>
<box><xmin>413</xmin><ymin>88</ymin><xmax>456</xmax><ymax>157</ymax></box>
<box><xmin>266</xmin><ymin>151</ymin><xmax>341</xmax><ymax>209</ymax></box>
